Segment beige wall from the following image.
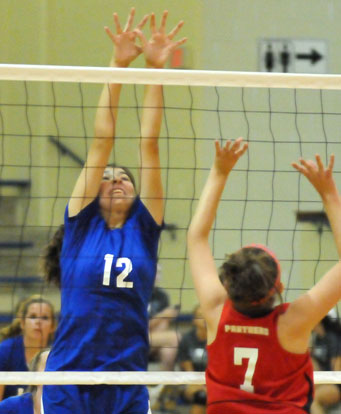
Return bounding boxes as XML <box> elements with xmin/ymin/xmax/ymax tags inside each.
<box><xmin>202</xmin><ymin>0</ymin><xmax>341</xmax><ymax>72</ymax></box>
<box><xmin>0</xmin><ymin>0</ymin><xmax>340</xmax><ymax>313</ymax></box>
<box><xmin>198</xmin><ymin>0</ymin><xmax>341</xmax><ymax>308</ymax></box>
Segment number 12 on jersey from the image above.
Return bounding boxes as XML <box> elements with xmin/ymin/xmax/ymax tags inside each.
<box><xmin>103</xmin><ymin>254</ymin><xmax>133</xmax><ymax>288</ymax></box>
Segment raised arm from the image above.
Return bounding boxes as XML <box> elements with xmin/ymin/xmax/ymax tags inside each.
<box><xmin>135</xmin><ymin>11</ymin><xmax>187</xmax><ymax>225</ymax></box>
<box><xmin>187</xmin><ymin>139</ymin><xmax>248</xmax><ymax>332</ymax></box>
<box><xmin>282</xmin><ymin>155</ymin><xmax>341</xmax><ymax>347</ymax></box>
<box><xmin>297</xmin><ymin>154</ymin><xmax>341</xmax><ymax>259</ymax></box>
<box><xmin>68</xmin><ymin>9</ymin><xmax>148</xmax><ymax>217</ymax></box>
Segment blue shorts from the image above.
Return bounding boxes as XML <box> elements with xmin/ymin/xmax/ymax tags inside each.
<box><xmin>42</xmin><ymin>384</ymin><xmax>151</xmax><ymax>414</ymax></box>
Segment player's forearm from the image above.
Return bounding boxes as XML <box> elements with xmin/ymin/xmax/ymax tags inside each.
<box><xmin>94</xmin><ymin>57</ymin><xmax>124</xmax><ymax>142</ymax></box>
<box><xmin>189</xmin><ymin>167</ymin><xmax>229</xmax><ymax>240</ymax></box>
<box><xmin>322</xmin><ymin>192</ymin><xmax>341</xmax><ymax>258</ymax></box>
<box><xmin>140</xmin><ymin>84</ymin><xmax>163</xmax><ymax>143</ymax></box>
<box><xmin>94</xmin><ymin>80</ymin><xmax>122</xmax><ymax>142</ymax></box>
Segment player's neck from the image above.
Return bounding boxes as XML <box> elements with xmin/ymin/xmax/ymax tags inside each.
<box><xmin>102</xmin><ymin>207</ymin><xmax>128</xmax><ymax>229</ymax></box>
<box><xmin>23</xmin><ymin>337</ymin><xmax>46</xmax><ymax>364</ymax></box>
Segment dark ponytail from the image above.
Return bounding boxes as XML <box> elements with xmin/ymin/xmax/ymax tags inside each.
<box><xmin>41</xmin><ymin>225</ymin><xmax>64</xmax><ymax>288</ymax></box>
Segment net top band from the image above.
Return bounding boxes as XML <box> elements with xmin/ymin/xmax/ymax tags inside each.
<box><xmin>1</xmin><ymin>64</ymin><xmax>341</xmax><ymax>90</ymax></box>
<box><xmin>0</xmin><ymin>371</ymin><xmax>339</xmax><ymax>385</ymax></box>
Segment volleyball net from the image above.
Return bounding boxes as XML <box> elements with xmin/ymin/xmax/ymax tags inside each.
<box><xmin>0</xmin><ymin>64</ymin><xmax>340</xmax><ymax>386</ymax></box>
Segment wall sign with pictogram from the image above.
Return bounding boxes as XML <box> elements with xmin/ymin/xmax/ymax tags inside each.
<box><xmin>259</xmin><ymin>39</ymin><xmax>328</xmax><ymax>74</ymax></box>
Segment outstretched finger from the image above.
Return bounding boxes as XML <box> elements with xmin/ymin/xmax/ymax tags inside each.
<box><xmin>327</xmin><ymin>154</ymin><xmax>335</xmax><ymax>172</ymax></box>
<box><xmin>124</xmin><ymin>7</ymin><xmax>135</xmax><ymax>32</ymax></box>
<box><xmin>291</xmin><ymin>162</ymin><xmax>306</xmax><ymax>174</ymax></box>
<box><xmin>113</xmin><ymin>13</ymin><xmax>123</xmax><ymax>34</ymax></box>
<box><xmin>222</xmin><ymin>140</ymin><xmax>232</xmax><ymax>152</ymax></box>
<box><xmin>230</xmin><ymin>137</ymin><xmax>244</xmax><ymax>151</ymax></box>
<box><xmin>168</xmin><ymin>21</ymin><xmax>184</xmax><ymax>40</ymax></box>
<box><xmin>236</xmin><ymin>142</ymin><xmax>248</xmax><ymax>156</ymax></box>
<box><xmin>166</xmin><ymin>38</ymin><xmax>187</xmax><ymax>56</ymax></box>
<box><xmin>150</xmin><ymin>13</ymin><xmax>156</xmax><ymax>33</ymax></box>
<box><xmin>159</xmin><ymin>10</ymin><xmax>169</xmax><ymax>33</ymax></box>
<box><xmin>299</xmin><ymin>158</ymin><xmax>315</xmax><ymax>171</ymax></box>
<box><xmin>315</xmin><ymin>154</ymin><xmax>325</xmax><ymax>172</ymax></box>
<box><xmin>136</xmin><ymin>14</ymin><xmax>149</xmax><ymax>30</ymax></box>
<box><xmin>214</xmin><ymin>140</ymin><xmax>222</xmax><ymax>154</ymax></box>
<box><xmin>104</xmin><ymin>26</ymin><xmax>117</xmax><ymax>44</ymax></box>
<box><xmin>172</xmin><ymin>37</ymin><xmax>188</xmax><ymax>49</ymax></box>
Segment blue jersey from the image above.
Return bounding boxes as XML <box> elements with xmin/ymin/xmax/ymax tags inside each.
<box><xmin>0</xmin><ymin>392</ymin><xmax>33</xmax><ymax>414</ymax></box>
<box><xmin>42</xmin><ymin>384</ymin><xmax>150</xmax><ymax>414</ymax></box>
<box><xmin>0</xmin><ymin>336</ymin><xmax>28</xmax><ymax>399</ymax></box>
<box><xmin>46</xmin><ymin>196</ymin><xmax>162</xmax><ymax>372</ymax></box>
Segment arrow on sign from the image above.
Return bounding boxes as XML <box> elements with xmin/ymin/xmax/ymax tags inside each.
<box><xmin>295</xmin><ymin>49</ymin><xmax>323</xmax><ymax>64</ymax></box>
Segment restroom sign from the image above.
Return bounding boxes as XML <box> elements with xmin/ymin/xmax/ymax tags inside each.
<box><xmin>259</xmin><ymin>39</ymin><xmax>328</xmax><ymax>73</ymax></box>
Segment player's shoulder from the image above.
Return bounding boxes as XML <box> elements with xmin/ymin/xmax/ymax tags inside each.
<box><xmin>0</xmin><ymin>334</ymin><xmax>22</xmax><ymax>350</ymax></box>
<box><xmin>129</xmin><ymin>196</ymin><xmax>163</xmax><ymax>231</ymax></box>
<box><xmin>0</xmin><ymin>392</ymin><xmax>33</xmax><ymax>412</ymax></box>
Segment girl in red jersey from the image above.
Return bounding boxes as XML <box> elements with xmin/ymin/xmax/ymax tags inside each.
<box><xmin>187</xmin><ymin>137</ymin><xmax>341</xmax><ymax>414</ymax></box>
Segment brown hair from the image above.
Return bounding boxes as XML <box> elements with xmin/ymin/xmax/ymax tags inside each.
<box><xmin>219</xmin><ymin>246</ymin><xmax>281</xmax><ymax>317</ymax></box>
<box><xmin>0</xmin><ymin>296</ymin><xmax>55</xmax><ymax>341</ymax></box>
<box><xmin>41</xmin><ymin>225</ymin><xmax>64</xmax><ymax>288</ymax></box>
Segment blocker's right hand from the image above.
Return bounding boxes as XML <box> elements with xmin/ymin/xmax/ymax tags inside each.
<box><xmin>291</xmin><ymin>154</ymin><xmax>338</xmax><ymax>200</ymax></box>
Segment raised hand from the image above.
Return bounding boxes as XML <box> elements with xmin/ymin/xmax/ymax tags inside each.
<box><xmin>291</xmin><ymin>154</ymin><xmax>338</xmax><ymax>200</ymax></box>
<box><xmin>105</xmin><ymin>8</ymin><xmax>149</xmax><ymax>67</ymax></box>
<box><xmin>134</xmin><ymin>10</ymin><xmax>187</xmax><ymax>69</ymax></box>
<box><xmin>214</xmin><ymin>138</ymin><xmax>248</xmax><ymax>176</ymax></box>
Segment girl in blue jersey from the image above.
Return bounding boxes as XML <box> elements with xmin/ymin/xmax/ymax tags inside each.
<box><xmin>42</xmin><ymin>8</ymin><xmax>186</xmax><ymax>414</ymax></box>
<box><xmin>0</xmin><ymin>297</ymin><xmax>55</xmax><ymax>402</ymax></box>
<box><xmin>0</xmin><ymin>349</ymin><xmax>50</xmax><ymax>414</ymax></box>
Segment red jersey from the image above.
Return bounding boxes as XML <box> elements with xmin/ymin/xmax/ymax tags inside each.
<box><xmin>206</xmin><ymin>300</ymin><xmax>314</xmax><ymax>414</ymax></box>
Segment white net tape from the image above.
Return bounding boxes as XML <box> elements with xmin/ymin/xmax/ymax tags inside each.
<box><xmin>1</xmin><ymin>64</ymin><xmax>341</xmax><ymax>89</ymax></box>
<box><xmin>0</xmin><ymin>371</ymin><xmax>340</xmax><ymax>385</ymax></box>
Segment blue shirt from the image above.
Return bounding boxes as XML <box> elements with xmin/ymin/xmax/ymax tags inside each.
<box><xmin>0</xmin><ymin>336</ymin><xmax>28</xmax><ymax>399</ymax></box>
<box><xmin>46</xmin><ymin>197</ymin><xmax>162</xmax><ymax>372</ymax></box>
<box><xmin>0</xmin><ymin>392</ymin><xmax>33</xmax><ymax>414</ymax></box>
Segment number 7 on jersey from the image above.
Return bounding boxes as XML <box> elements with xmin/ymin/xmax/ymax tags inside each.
<box><xmin>234</xmin><ymin>347</ymin><xmax>259</xmax><ymax>393</ymax></box>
